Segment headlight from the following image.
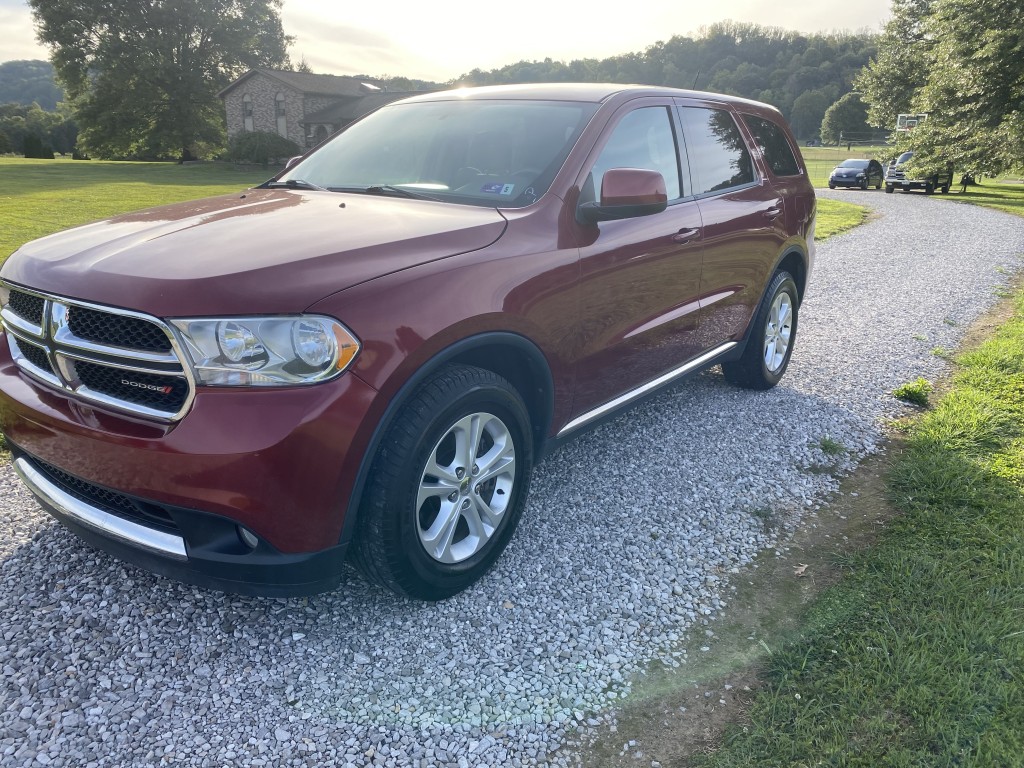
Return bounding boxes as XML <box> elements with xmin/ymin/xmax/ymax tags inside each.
<box><xmin>170</xmin><ymin>315</ymin><xmax>359</xmax><ymax>386</ymax></box>
<box><xmin>856</xmin><ymin>173</ymin><xmax>866</xmax><ymax>179</ymax></box>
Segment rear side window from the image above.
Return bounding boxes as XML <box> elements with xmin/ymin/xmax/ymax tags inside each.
<box><xmin>678</xmin><ymin>107</ymin><xmax>756</xmax><ymax>195</ymax></box>
<box><xmin>742</xmin><ymin>115</ymin><xmax>802</xmax><ymax>177</ymax></box>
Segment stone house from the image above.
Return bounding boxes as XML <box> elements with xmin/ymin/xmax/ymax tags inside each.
<box><xmin>219</xmin><ymin>69</ymin><xmax>413</xmax><ymax>149</ymax></box>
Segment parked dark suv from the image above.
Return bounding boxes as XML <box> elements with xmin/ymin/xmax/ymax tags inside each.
<box><xmin>0</xmin><ymin>84</ymin><xmax>815</xmax><ymax>600</ymax></box>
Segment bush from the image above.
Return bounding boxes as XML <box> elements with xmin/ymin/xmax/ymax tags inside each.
<box><xmin>23</xmin><ymin>133</ymin><xmax>55</xmax><ymax>159</ymax></box>
<box><xmin>227</xmin><ymin>131</ymin><xmax>301</xmax><ymax>167</ymax></box>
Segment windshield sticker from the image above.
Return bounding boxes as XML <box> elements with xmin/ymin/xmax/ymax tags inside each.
<box><xmin>481</xmin><ymin>183</ymin><xmax>516</xmax><ymax>195</ymax></box>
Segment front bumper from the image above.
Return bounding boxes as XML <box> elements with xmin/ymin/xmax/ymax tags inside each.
<box><xmin>11</xmin><ymin>450</ymin><xmax>347</xmax><ymax>595</ymax></box>
<box><xmin>829</xmin><ymin>177</ymin><xmax>866</xmax><ymax>187</ymax></box>
<box><xmin>0</xmin><ymin>342</ymin><xmax>380</xmax><ymax>595</ymax></box>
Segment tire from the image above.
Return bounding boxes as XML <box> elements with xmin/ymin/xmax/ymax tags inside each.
<box><xmin>875</xmin><ymin>181</ymin><xmax>882</xmax><ymax>190</ymax></box>
<box><xmin>721</xmin><ymin>270</ymin><xmax>799</xmax><ymax>390</ymax></box>
<box><xmin>860</xmin><ymin>179</ymin><xmax>868</xmax><ymax>190</ymax></box>
<box><xmin>885</xmin><ymin>184</ymin><xmax>894</xmax><ymax>194</ymax></box>
<box><xmin>828</xmin><ymin>183</ymin><xmax>835</xmax><ymax>189</ymax></box>
<box><xmin>925</xmin><ymin>182</ymin><xmax>934</xmax><ymax>195</ymax></box>
<box><xmin>941</xmin><ymin>185</ymin><xmax>950</xmax><ymax>194</ymax></box>
<box><xmin>352</xmin><ymin>365</ymin><xmax>533</xmax><ymax>600</ymax></box>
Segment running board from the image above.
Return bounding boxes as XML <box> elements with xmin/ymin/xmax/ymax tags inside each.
<box><xmin>557</xmin><ymin>341</ymin><xmax>738</xmax><ymax>438</ymax></box>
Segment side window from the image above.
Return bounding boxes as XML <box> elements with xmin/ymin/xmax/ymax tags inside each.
<box><xmin>742</xmin><ymin>114</ymin><xmax>801</xmax><ymax>176</ymax></box>
<box><xmin>588</xmin><ymin>107</ymin><xmax>682</xmax><ymax>202</ymax></box>
<box><xmin>679</xmin><ymin>107</ymin><xmax>756</xmax><ymax>195</ymax></box>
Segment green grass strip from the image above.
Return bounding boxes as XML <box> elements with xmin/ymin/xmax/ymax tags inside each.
<box><xmin>816</xmin><ymin>198</ymin><xmax>869</xmax><ymax>241</ymax></box>
<box><xmin>701</xmin><ymin>292</ymin><xmax>1024</xmax><ymax>767</ymax></box>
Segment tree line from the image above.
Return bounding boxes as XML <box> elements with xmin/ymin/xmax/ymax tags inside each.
<box><xmin>455</xmin><ymin>22</ymin><xmax>878</xmax><ymax>141</ymax></box>
<box><xmin>9</xmin><ymin>1</ymin><xmax>1021</xmax><ymax>174</ymax></box>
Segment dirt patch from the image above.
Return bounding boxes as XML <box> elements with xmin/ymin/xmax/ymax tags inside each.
<box><xmin>572</xmin><ymin>286</ymin><xmax>1023</xmax><ymax>768</ymax></box>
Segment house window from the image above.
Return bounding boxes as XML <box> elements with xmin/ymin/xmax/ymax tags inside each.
<box><xmin>242</xmin><ymin>94</ymin><xmax>252</xmax><ymax>133</ymax></box>
<box><xmin>275</xmin><ymin>92</ymin><xmax>287</xmax><ymax>138</ymax></box>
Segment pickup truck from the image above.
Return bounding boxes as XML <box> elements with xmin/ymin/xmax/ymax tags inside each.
<box><xmin>884</xmin><ymin>150</ymin><xmax>953</xmax><ymax>194</ymax></box>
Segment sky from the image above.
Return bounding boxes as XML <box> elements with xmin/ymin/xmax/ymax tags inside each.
<box><xmin>0</xmin><ymin>0</ymin><xmax>892</xmax><ymax>82</ymax></box>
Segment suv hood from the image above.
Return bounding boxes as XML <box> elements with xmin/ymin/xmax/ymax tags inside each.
<box><xmin>1</xmin><ymin>189</ymin><xmax>507</xmax><ymax>316</ymax></box>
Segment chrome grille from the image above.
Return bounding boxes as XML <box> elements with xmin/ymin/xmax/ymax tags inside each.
<box><xmin>67</xmin><ymin>305</ymin><xmax>173</xmax><ymax>353</ymax></box>
<box><xmin>15</xmin><ymin>339</ymin><xmax>54</xmax><ymax>376</ymax></box>
<box><xmin>8</xmin><ymin>290</ymin><xmax>44</xmax><ymax>325</ymax></box>
<box><xmin>0</xmin><ymin>282</ymin><xmax>195</xmax><ymax>421</ymax></box>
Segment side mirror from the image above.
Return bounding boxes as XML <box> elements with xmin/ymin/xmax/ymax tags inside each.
<box><xmin>284</xmin><ymin>155</ymin><xmax>303</xmax><ymax>170</ymax></box>
<box><xmin>579</xmin><ymin>168</ymin><xmax>668</xmax><ymax>224</ymax></box>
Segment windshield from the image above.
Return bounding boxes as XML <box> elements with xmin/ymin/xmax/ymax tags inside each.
<box><xmin>896</xmin><ymin>151</ymin><xmax>914</xmax><ymax>164</ymax></box>
<box><xmin>839</xmin><ymin>160</ymin><xmax>869</xmax><ymax>169</ymax></box>
<box><xmin>281</xmin><ymin>99</ymin><xmax>599</xmax><ymax>208</ymax></box>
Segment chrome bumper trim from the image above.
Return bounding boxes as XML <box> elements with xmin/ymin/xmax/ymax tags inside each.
<box><xmin>13</xmin><ymin>457</ymin><xmax>188</xmax><ymax>560</ymax></box>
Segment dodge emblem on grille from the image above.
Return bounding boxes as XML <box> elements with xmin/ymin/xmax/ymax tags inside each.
<box><xmin>121</xmin><ymin>379</ymin><xmax>173</xmax><ymax>395</ymax></box>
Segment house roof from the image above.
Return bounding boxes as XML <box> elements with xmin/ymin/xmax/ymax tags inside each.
<box><xmin>302</xmin><ymin>92</ymin><xmax>418</xmax><ymax>125</ymax></box>
<box><xmin>218</xmin><ymin>69</ymin><xmax>385</xmax><ymax>99</ymax></box>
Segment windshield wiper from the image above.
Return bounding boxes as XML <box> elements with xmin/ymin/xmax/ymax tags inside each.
<box><xmin>328</xmin><ymin>184</ymin><xmax>442</xmax><ymax>202</ymax></box>
<box><xmin>265</xmin><ymin>178</ymin><xmax>330</xmax><ymax>192</ymax></box>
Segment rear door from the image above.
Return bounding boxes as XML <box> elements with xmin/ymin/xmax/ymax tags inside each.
<box><xmin>675</xmin><ymin>101</ymin><xmax>788</xmax><ymax>346</ymax></box>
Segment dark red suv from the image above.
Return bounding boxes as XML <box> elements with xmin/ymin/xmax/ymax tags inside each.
<box><xmin>0</xmin><ymin>84</ymin><xmax>814</xmax><ymax>600</ymax></box>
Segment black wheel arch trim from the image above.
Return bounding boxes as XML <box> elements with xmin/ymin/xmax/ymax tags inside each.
<box><xmin>338</xmin><ymin>331</ymin><xmax>555</xmax><ymax>549</ymax></box>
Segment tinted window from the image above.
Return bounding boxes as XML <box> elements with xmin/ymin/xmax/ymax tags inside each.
<box><xmin>679</xmin><ymin>107</ymin><xmax>756</xmax><ymax>195</ymax></box>
<box><xmin>839</xmin><ymin>160</ymin><xmax>870</xmax><ymax>169</ymax></box>
<box><xmin>742</xmin><ymin>115</ymin><xmax>801</xmax><ymax>176</ymax></box>
<box><xmin>589</xmin><ymin>107</ymin><xmax>682</xmax><ymax>201</ymax></box>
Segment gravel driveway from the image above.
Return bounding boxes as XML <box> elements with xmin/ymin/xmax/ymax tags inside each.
<box><xmin>3</xmin><ymin>191</ymin><xmax>1023</xmax><ymax>767</ymax></box>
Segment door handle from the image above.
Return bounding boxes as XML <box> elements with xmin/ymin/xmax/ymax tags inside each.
<box><xmin>764</xmin><ymin>207</ymin><xmax>783</xmax><ymax>219</ymax></box>
<box><xmin>672</xmin><ymin>228</ymin><xmax>700</xmax><ymax>244</ymax></box>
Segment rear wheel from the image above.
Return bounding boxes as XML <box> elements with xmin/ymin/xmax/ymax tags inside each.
<box><xmin>721</xmin><ymin>270</ymin><xmax>799</xmax><ymax>390</ymax></box>
<box><xmin>352</xmin><ymin>365</ymin><xmax>533</xmax><ymax>600</ymax></box>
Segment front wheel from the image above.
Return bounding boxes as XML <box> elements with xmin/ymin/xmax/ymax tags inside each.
<box><xmin>885</xmin><ymin>184</ymin><xmax>894</xmax><ymax>194</ymax></box>
<box><xmin>721</xmin><ymin>270</ymin><xmax>799</xmax><ymax>390</ymax></box>
<box><xmin>352</xmin><ymin>365</ymin><xmax>533</xmax><ymax>600</ymax></box>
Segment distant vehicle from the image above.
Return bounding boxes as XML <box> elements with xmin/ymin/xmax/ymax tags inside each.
<box><xmin>884</xmin><ymin>150</ymin><xmax>953</xmax><ymax>194</ymax></box>
<box><xmin>828</xmin><ymin>159</ymin><xmax>883</xmax><ymax>190</ymax></box>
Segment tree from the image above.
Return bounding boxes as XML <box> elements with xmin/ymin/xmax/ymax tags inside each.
<box><xmin>789</xmin><ymin>89</ymin><xmax>836</xmax><ymax>140</ymax></box>
<box><xmin>820</xmin><ymin>92</ymin><xmax>871</xmax><ymax>144</ymax></box>
<box><xmin>855</xmin><ymin>0</ymin><xmax>935</xmax><ymax>130</ymax></box>
<box><xmin>28</xmin><ymin>0</ymin><xmax>292</xmax><ymax>160</ymax></box>
<box><xmin>859</xmin><ymin>0</ymin><xmax>1024</xmax><ymax>175</ymax></box>
<box><xmin>0</xmin><ymin>102</ymin><xmax>77</xmax><ymax>155</ymax></box>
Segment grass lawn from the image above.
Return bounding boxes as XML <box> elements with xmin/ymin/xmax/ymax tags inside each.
<box><xmin>698</xmin><ymin>290</ymin><xmax>1024</xmax><ymax>766</ymax></box>
<box><xmin>940</xmin><ymin>180</ymin><xmax>1024</xmax><ymax>220</ymax></box>
<box><xmin>816</xmin><ymin>198</ymin><xmax>868</xmax><ymax>240</ymax></box>
<box><xmin>0</xmin><ymin>158</ymin><xmax>271</xmax><ymax>261</ymax></box>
